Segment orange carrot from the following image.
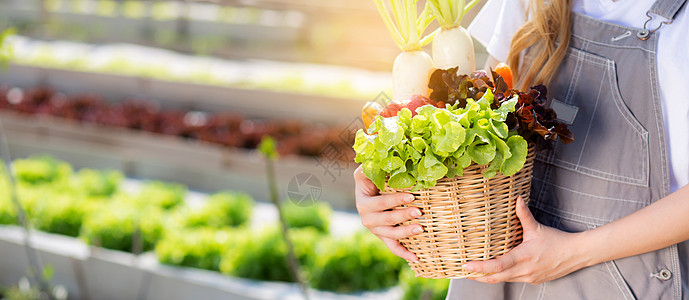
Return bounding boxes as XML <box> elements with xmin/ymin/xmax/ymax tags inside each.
<box><xmin>495</xmin><ymin>63</ymin><xmax>514</xmax><ymax>89</ymax></box>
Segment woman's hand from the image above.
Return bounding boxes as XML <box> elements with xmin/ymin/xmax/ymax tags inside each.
<box><xmin>464</xmin><ymin>196</ymin><xmax>589</xmax><ymax>285</ymax></box>
<box><xmin>354</xmin><ymin>165</ymin><xmax>424</xmax><ymax>262</ymax></box>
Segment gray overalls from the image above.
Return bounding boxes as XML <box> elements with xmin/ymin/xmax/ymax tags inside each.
<box><xmin>448</xmin><ymin>0</ymin><xmax>688</xmax><ymax>298</ymax></box>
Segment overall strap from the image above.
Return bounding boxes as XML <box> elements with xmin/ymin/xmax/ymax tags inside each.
<box><xmin>650</xmin><ymin>0</ymin><xmax>688</xmax><ymax>20</ymax></box>
<box><xmin>637</xmin><ymin>0</ymin><xmax>687</xmax><ymax>40</ymax></box>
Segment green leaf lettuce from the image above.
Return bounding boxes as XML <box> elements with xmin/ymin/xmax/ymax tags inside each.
<box><xmin>353</xmin><ymin>91</ymin><xmax>528</xmax><ymax>191</ymax></box>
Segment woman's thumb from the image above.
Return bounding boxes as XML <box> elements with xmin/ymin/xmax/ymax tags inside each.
<box><xmin>516</xmin><ymin>196</ymin><xmax>538</xmax><ymax>232</ymax></box>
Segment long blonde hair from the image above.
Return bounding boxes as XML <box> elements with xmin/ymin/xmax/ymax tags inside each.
<box><xmin>507</xmin><ymin>0</ymin><xmax>573</xmax><ymax>91</ymax></box>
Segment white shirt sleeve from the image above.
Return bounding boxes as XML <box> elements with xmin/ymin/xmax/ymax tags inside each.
<box><xmin>468</xmin><ymin>0</ymin><xmax>528</xmax><ymax>62</ymax></box>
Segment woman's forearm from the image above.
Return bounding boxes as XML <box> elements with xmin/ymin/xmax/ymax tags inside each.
<box><xmin>463</xmin><ymin>186</ymin><xmax>689</xmax><ymax>284</ymax></box>
<box><xmin>578</xmin><ymin>184</ymin><xmax>689</xmax><ymax>267</ymax></box>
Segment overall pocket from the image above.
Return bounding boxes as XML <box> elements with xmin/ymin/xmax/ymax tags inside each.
<box><xmin>529</xmin><ymin>46</ymin><xmax>653</xmax><ymax>226</ymax></box>
<box><xmin>537</xmin><ymin>47</ymin><xmax>650</xmax><ymax>187</ymax></box>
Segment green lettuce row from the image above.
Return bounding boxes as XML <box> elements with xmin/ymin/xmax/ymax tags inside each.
<box><xmin>353</xmin><ymin>90</ymin><xmax>528</xmax><ymax>191</ymax></box>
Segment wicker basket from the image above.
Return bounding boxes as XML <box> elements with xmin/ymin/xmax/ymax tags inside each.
<box><xmin>382</xmin><ymin>146</ymin><xmax>535</xmax><ymax>279</ymax></box>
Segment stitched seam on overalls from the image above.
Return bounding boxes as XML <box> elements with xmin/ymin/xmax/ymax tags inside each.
<box><xmin>648</xmin><ymin>34</ymin><xmax>671</xmax><ymax>197</ymax></box>
<box><xmin>567</xmin><ymin>44</ymin><xmax>608</xmax><ymax>66</ymax></box>
<box><xmin>653</xmin><ymin>0</ymin><xmax>685</xmax><ymax>20</ymax></box>
<box><xmin>565</xmin><ymin>49</ymin><xmax>584</xmax><ymax>104</ymax></box>
<box><xmin>535</xmin><ymin>153</ymin><xmax>549</xmax><ymax>164</ymax></box>
<box><xmin>604</xmin><ymin>261</ymin><xmax>633</xmax><ymax>300</ymax></box>
<box><xmin>537</xmin><ymin>281</ymin><xmax>546</xmax><ymax>300</ymax></box>
<box><xmin>607</xmin><ymin>60</ymin><xmax>648</xmax><ymax>136</ymax></box>
<box><xmin>671</xmin><ymin>244</ymin><xmax>681</xmax><ymax>300</ymax></box>
<box><xmin>640</xmin><ymin>129</ymin><xmax>650</xmax><ymax>187</ymax></box>
<box><xmin>567</xmin><ymin>42</ymin><xmax>615</xmax><ymax>69</ymax></box>
<box><xmin>580</xmin><ymin>57</ymin><xmax>608</xmax><ymax>66</ymax></box>
<box><xmin>518</xmin><ymin>282</ymin><xmax>527</xmax><ymax>300</ymax></box>
<box><xmin>575</xmin><ymin>66</ymin><xmax>605</xmax><ymax>167</ymax></box>
<box><xmin>549</xmin><ymin>159</ymin><xmax>647</xmax><ymax>185</ymax></box>
<box><xmin>577</xmin><ymin>54</ymin><xmax>609</xmax><ymax>67</ymax></box>
<box><xmin>533</xmin><ymin>177</ymin><xmax>648</xmax><ymax>204</ymax></box>
<box><xmin>606</xmin><ymin>59</ymin><xmax>651</xmax><ymax>186</ymax></box>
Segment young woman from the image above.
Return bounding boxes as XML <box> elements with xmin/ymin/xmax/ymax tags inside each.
<box><xmin>354</xmin><ymin>0</ymin><xmax>689</xmax><ymax>298</ymax></box>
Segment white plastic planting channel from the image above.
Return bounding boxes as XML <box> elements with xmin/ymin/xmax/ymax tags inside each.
<box><xmin>0</xmin><ymin>226</ymin><xmax>400</xmax><ymax>300</ymax></box>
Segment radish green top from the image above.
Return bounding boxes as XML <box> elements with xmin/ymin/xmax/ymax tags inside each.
<box><xmin>427</xmin><ymin>0</ymin><xmax>483</xmax><ymax>29</ymax></box>
<box><xmin>372</xmin><ymin>0</ymin><xmax>437</xmax><ymax>52</ymax></box>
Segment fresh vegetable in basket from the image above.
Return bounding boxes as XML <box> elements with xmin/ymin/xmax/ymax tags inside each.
<box><xmin>427</xmin><ymin>0</ymin><xmax>482</xmax><ymax>74</ymax></box>
<box><xmin>354</xmin><ymin>88</ymin><xmax>527</xmax><ymax>191</ymax></box>
<box><xmin>372</xmin><ymin>0</ymin><xmax>437</xmax><ymax>102</ymax></box>
<box><xmin>362</xmin><ymin>0</ymin><xmax>481</xmax><ymax>129</ymax></box>
<box><xmin>358</xmin><ymin>0</ymin><xmax>573</xmax><ymax>191</ymax></box>
<box><xmin>428</xmin><ymin>67</ymin><xmax>574</xmax><ymax>145</ymax></box>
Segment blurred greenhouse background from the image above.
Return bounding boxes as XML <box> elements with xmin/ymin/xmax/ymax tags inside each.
<box><xmin>0</xmin><ymin>0</ymin><xmax>486</xmax><ymax>299</ymax></box>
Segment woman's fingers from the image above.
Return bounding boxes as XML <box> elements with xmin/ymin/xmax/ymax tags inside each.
<box><xmin>370</xmin><ymin>224</ymin><xmax>424</xmax><ymax>240</ymax></box>
<box><xmin>354</xmin><ymin>164</ymin><xmax>422</xmax><ymax>262</ymax></box>
<box><xmin>354</xmin><ymin>165</ymin><xmax>416</xmax><ymax>212</ymax></box>
<box><xmin>464</xmin><ymin>253</ymin><xmax>517</xmax><ymax>275</ymax></box>
<box><xmin>381</xmin><ymin>237</ymin><xmax>419</xmax><ymax>261</ymax></box>
<box><xmin>468</xmin><ymin>271</ymin><xmax>516</xmax><ymax>285</ymax></box>
<box><xmin>356</xmin><ymin>192</ymin><xmax>414</xmax><ymax>214</ymax></box>
<box><xmin>362</xmin><ymin>207</ymin><xmax>422</xmax><ymax>228</ymax></box>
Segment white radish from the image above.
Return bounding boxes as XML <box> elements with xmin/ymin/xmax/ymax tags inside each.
<box><xmin>428</xmin><ymin>0</ymin><xmax>481</xmax><ymax>75</ymax></box>
<box><xmin>392</xmin><ymin>50</ymin><xmax>434</xmax><ymax>102</ymax></box>
<box><xmin>432</xmin><ymin>26</ymin><xmax>475</xmax><ymax>74</ymax></box>
<box><xmin>373</xmin><ymin>0</ymin><xmax>438</xmax><ymax>102</ymax></box>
